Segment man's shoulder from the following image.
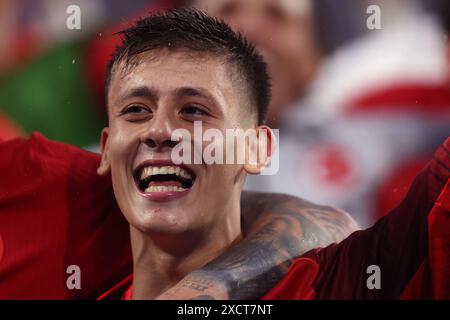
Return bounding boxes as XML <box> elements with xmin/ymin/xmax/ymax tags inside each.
<box><xmin>0</xmin><ymin>132</ymin><xmax>103</xmax><ymax>183</ymax></box>
<box><xmin>288</xmin><ymin>195</ymin><xmax>361</xmax><ymax>245</ymax></box>
<box><xmin>1</xmin><ymin>132</ymin><xmax>100</xmax><ymax>164</ymax></box>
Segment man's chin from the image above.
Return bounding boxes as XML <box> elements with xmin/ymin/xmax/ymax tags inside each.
<box><xmin>124</xmin><ymin>192</ymin><xmax>201</xmax><ymax>234</ymax></box>
<box><xmin>131</xmin><ymin>207</ymin><xmax>191</xmax><ymax>235</ymax></box>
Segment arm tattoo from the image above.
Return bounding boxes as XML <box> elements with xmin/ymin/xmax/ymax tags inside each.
<box><xmin>182</xmin><ymin>276</ymin><xmax>215</xmax><ymax>292</ymax></box>
<box><xmin>195</xmin><ymin>192</ymin><xmax>359</xmax><ymax>299</ymax></box>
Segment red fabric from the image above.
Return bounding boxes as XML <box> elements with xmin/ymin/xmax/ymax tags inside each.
<box><xmin>400</xmin><ymin>260</ymin><xmax>433</xmax><ymax>299</ymax></box>
<box><xmin>401</xmin><ymin>179</ymin><xmax>450</xmax><ymax>299</ymax></box>
<box><xmin>428</xmin><ymin>179</ymin><xmax>450</xmax><ymax>299</ymax></box>
<box><xmin>96</xmin><ymin>274</ymin><xmax>133</xmax><ymax>300</ymax></box>
<box><xmin>376</xmin><ymin>158</ymin><xmax>429</xmax><ymax>220</ymax></box>
<box><xmin>346</xmin><ymin>83</ymin><xmax>450</xmax><ymax>115</ymax></box>
<box><xmin>262</xmin><ymin>258</ymin><xmax>318</xmax><ymax>300</ymax></box>
<box><xmin>0</xmin><ymin>133</ymin><xmax>131</xmax><ymax>299</ymax></box>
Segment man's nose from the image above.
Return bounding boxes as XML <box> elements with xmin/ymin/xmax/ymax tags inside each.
<box><xmin>141</xmin><ymin>111</ymin><xmax>178</xmax><ymax>151</ymax></box>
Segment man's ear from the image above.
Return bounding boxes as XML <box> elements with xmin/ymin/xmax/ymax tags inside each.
<box><xmin>244</xmin><ymin>125</ymin><xmax>276</xmax><ymax>175</ymax></box>
<box><xmin>97</xmin><ymin>127</ymin><xmax>111</xmax><ymax>176</ymax></box>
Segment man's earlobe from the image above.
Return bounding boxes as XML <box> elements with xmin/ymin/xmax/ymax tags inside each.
<box><xmin>97</xmin><ymin>128</ymin><xmax>111</xmax><ymax>176</ymax></box>
<box><xmin>244</xmin><ymin>125</ymin><xmax>276</xmax><ymax>175</ymax></box>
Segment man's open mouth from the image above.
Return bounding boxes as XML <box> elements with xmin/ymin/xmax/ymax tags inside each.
<box><xmin>135</xmin><ymin>165</ymin><xmax>196</xmax><ymax>193</ymax></box>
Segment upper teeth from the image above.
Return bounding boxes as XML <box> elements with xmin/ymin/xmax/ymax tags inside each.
<box><xmin>140</xmin><ymin>166</ymin><xmax>193</xmax><ymax>180</ymax></box>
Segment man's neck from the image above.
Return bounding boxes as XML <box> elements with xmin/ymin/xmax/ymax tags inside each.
<box><xmin>130</xmin><ymin>210</ymin><xmax>242</xmax><ymax>300</ymax></box>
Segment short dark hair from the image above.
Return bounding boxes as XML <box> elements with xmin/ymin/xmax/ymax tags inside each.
<box><xmin>105</xmin><ymin>8</ymin><xmax>271</xmax><ymax>124</ymax></box>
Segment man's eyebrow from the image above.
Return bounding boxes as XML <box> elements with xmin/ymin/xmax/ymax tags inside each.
<box><xmin>115</xmin><ymin>86</ymin><xmax>158</xmax><ymax>107</ymax></box>
<box><xmin>174</xmin><ymin>86</ymin><xmax>223</xmax><ymax>111</ymax></box>
<box><xmin>174</xmin><ymin>86</ymin><xmax>210</xmax><ymax>98</ymax></box>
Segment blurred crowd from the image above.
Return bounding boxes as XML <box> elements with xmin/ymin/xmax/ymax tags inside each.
<box><xmin>1</xmin><ymin>0</ymin><xmax>450</xmax><ymax>227</ymax></box>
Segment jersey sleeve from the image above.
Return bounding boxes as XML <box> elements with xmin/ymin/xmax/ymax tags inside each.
<box><xmin>0</xmin><ymin>133</ymin><xmax>131</xmax><ymax>299</ymax></box>
<box><xmin>314</xmin><ymin>138</ymin><xmax>449</xmax><ymax>299</ymax></box>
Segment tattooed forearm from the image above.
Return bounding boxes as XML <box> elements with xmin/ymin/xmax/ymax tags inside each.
<box><xmin>198</xmin><ymin>192</ymin><xmax>359</xmax><ymax>299</ymax></box>
<box><xmin>162</xmin><ymin>192</ymin><xmax>359</xmax><ymax>300</ymax></box>
<box><xmin>182</xmin><ymin>276</ymin><xmax>215</xmax><ymax>292</ymax></box>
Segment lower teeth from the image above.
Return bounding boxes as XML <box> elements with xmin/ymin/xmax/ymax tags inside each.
<box><xmin>145</xmin><ymin>186</ymin><xmax>187</xmax><ymax>193</ymax></box>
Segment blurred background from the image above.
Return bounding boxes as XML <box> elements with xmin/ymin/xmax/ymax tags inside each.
<box><xmin>1</xmin><ymin>0</ymin><xmax>449</xmax><ymax>227</ymax></box>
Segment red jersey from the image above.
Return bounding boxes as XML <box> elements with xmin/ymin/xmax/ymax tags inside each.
<box><xmin>0</xmin><ymin>133</ymin><xmax>132</xmax><ymax>299</ymax></box>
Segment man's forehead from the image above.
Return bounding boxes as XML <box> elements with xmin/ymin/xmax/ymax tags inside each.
<box><xmin>109</xmin><ymin>51</ymin><xmax>231</xmax><ymax>95</ymax></box>
<box><xmin>106</xmin><ymin>50</ymin><xmax>248</xmax><ymax>117</ymax></box>
<box><xmin>115</xmin><ymin>50</ymin><xmax>224</xmax><ymax>79</ymax></box>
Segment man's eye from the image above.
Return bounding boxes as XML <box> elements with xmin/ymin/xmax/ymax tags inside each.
<box><xmin>181</xmin><ymin>105</ymin><xmax>209</xmax><ymax>116</ymax></box>
<box><xmin>124</xmin><ymin>105</ymin><xmax>149</xmax><ymax>114</ymax></box>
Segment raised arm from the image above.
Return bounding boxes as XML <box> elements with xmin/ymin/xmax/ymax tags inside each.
<box><xmin>156</xmin><ymin>191</ymin><xmax>359</xmax><ymax>300</ymax></box>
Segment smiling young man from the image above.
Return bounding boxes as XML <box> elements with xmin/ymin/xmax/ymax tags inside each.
<box><xmin>95</xmin><ymin>8</ymin><xmax>286</xmax><ymax>299</ymax></box>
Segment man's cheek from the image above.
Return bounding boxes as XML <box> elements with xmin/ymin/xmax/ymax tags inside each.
<box><xmin>109</xmin><ymin>136</ymin><xmax>133</xmax><ymax>165</ymax></box>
